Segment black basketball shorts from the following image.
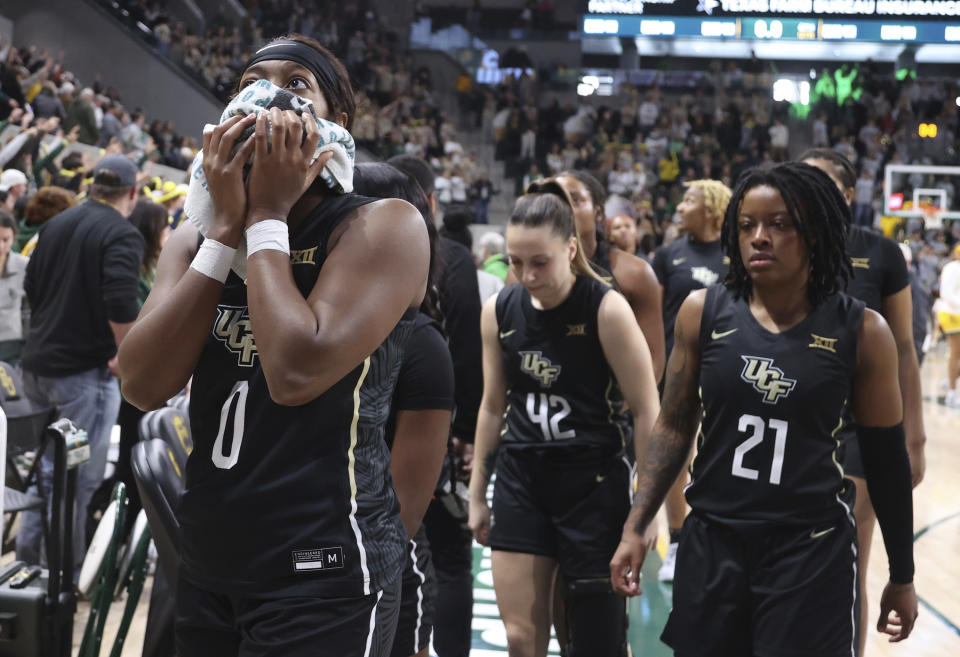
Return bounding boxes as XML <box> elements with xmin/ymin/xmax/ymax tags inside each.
<box><xmin>661</xmin><ymin>513</ymin><xmax>859</xmax><ymax>657</ymax></box>
<box><xmin>488</xmin><ymin>446</ymin><xmax>633</xmax><ymax>579</ymax></box>
<box><xmin>390</xmin><ymin>528</ymin><xmax>436</xmax><ymax>657</ymax></box>
<box><xmin>175</xmin><ymin>573</ymin><xmax>402</xmax><ymax>657</ymax></box>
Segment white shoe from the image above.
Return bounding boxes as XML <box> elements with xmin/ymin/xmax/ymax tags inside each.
<box><xmin>658</xmin><ymin>542</ymin><xmax>679</xmax><ymax>582</ymax></box>
<box><xmin>947</xmin><ymin>390</ymin><xmax>958</xmax><ymax>408</ymax></box>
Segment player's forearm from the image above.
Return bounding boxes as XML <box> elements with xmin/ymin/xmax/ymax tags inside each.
<box><xmin>391</xmin><ymin>411</ymin><xmax>451</xmax><ymax>537</ymax></box>
<box><xmin>631</xmin><ymin>397</ymin><xmax>660</xmax><ymax>473</ymax></box>
<box><xmin>897</xmin><ymin>343</ymin><xmax>925</xmax><ymax>450</ymax></box>
<box><xmin>469</xmin><ymin>403</ymin><xmax>504</xmax><ymax>503</ymax></box>
<box><xmin>119</xmin><ymin>271</ymin><xmax>225</xmax><ymax>409</ymax></box>
<box><xmin>626</xmin><ymin>416</ymin><xmax>696</xmax><ymax>534</ymax></box>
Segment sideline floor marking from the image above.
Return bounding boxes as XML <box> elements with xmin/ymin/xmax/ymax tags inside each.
<box><xmin>913</xmin><ymin>511</ymin><xmax>960</xmax><ymax>637</ymax></box>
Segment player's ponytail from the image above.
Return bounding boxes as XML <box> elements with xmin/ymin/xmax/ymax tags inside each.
<box><xmin>513</xmin><ymin>180</ymin><xmax>608</xmax><ymax>286</ymax></box>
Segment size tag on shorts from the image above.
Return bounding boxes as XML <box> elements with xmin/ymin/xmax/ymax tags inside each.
<box><xmin>291</xmin><ymin>547</ymin><xmax>344</xmax><ymax>573</ymax></box>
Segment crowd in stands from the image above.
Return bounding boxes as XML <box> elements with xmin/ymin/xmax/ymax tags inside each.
<box><xmin>98</xmin><ymin>0</ymin><xmax>493</xmax><ymax>220</ymax></box>
<box><xmin>475</xmin><ymin>59</ymin><xmax>960</xmax><ymax>345</ymax></box>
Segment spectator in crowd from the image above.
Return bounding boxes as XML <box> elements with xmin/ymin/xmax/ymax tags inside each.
<box><xmin>17</xmin><ymin>185</ymin><xmax>76</xmax><ymax>255</ymax></box>
<box><xmin>17</xmin><ymin>155</ymin><xmax>144</xmax><ymax>574</ymax></box>
<box><xmin>0</xmin><ymin>169</ymin><xmax>28</xmax><ymax>213</ymax></box>
<box><xmin>99</xmin><ymin>101</ymin><xmax>124</xmax><ymax>147</ymax></box>
<box><xmin>64</xmin><ymin>87</ymin><xmax>99</xmax><ymax>146</ymax></box>
<box><xmin>0</xmin><ymin>209</ymin><xmax>28</xmax><ymax>363</ymax></box>
<box><xmin>853</xmin><ymin>168</ymin><xmax>876</xmax><ymax>228</ymax></box>
<box><xmin>608</xmin><ymin>214</ymin><xmax>640</xmax><ymax>257</ymax></box>
<box><xmin>33</xmin><ymin>82</ymin><xmax>66</xmax><ymax>121</ymax></box>
<box><xmin>470</xmin><ymin>171</ymin><xmax>495</xmax><ymax>225</ymax></box>
<box><xmin>479</xmin><ymin>231</ymin><xmax>509</xmax><ymax>282</ymax></box>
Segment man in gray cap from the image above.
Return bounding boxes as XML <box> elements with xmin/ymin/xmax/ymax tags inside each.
<box><xmin>17</xmin><ymin>154</ymin><xmax>144</xmax><ymax>575</ymax></box>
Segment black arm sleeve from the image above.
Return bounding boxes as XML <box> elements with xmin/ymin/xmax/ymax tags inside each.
<box><xmin>856</xmin><ymin>423</ymin><xmax>914</xmax><ymax>583</ymax></box>
<box><xmin>101</xmin><ymin>230</ymin><xmax>145</xmax><ymax>323</ymax></box>
<box><xmin>438</xmin><ymin>238</ymin><xmax>482</xmax><ymax>443</ymax></box>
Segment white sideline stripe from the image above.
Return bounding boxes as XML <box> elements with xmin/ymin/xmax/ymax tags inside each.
<box><xmin>363</xmin><ymin>587</ymin><xmax>384</xmax><ymax>657</ymax></box>
<box><xmin>474</xmin><ymin>588</ymin><xmax>497</xmax><ymax>601</ymax></box>
<box><xmin>410</xmin><ymin>539</ymin><xmax>426</xmax><ymax>651</ymax></box>
<box><xmin>347</xmin><ymin>358</ymin><xmax>372</xmax><ymax>594</ymax></box>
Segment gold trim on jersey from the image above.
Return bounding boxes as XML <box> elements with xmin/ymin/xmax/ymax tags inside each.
<box><xmin>603</xmin><ymin>375</ymin><xmax>627</xmax><ymax>450</ymax></box>
<box><xmin>830</xmin><ymin>403</ymin><xmax>846</xmax><ymax>480</ymax></box>
<box><xmin>347</xmin><ymin>357</ymin><xmax>372</xmax><ymax>594</ymax></box>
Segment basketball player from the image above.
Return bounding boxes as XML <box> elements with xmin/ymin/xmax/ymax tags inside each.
<box><xmin>938</xmin><ymin>243</ymin><xmax>960</xmax><ymax>407</ymax></box>
<box><xmin>555</xmin><ymin>170</ymin><xmax>665</xmax><ymax>380</ymax></box>
<box><xmin>468</xmin><ymin>182</ymin><xmax>660</xmax><ymax>657</ymax></box>
<box><xmin>650</xmin><ymin>178</ymin><xmax>731</xmax><ymax>581</ymax></box>
<box><xmin>611</xmin><ymin>162</ymin><xmax>918</xmax><ymax>655</ymax></box>
<box><xmin>802</xmin><ymin>148</ymin><xmax>926</xmax><ymax>655</ymax></box>
<box><xmin>353</xmin><ymin>162</ymin><xmax>453</xmax><ymax>657</ymax></box>
<box><xmin>118</xmin><ymin>36</ymin><xmax>429</xmax><ymax>656</ymax></box>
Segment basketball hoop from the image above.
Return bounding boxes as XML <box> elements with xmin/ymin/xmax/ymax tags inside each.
<box><xmin>922</xmin><ymin>204</ymin><xmax>944</xmax><ymax>230</ymax></box>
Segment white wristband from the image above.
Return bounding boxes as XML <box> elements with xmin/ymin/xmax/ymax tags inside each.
<box><xmin>246</xmin><ymin>220</ymin><xmax>290</xmax><ymax>256</ymax></box>
<box><xmin>190</xmin><ymin>238</ymin><xmax>236</xmax><ymax>283</ymax></box>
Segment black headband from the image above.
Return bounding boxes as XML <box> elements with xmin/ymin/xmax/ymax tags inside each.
<box><xmin>243</xmin><ymin>40</ymin><xmax>340</xmax><ymax>105</ymax></box>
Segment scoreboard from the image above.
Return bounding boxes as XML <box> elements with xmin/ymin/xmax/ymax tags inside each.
<box><xmin>583</xmin><ymin>14</ymin><xmax>960</xmax><ymax>41</ymax></box>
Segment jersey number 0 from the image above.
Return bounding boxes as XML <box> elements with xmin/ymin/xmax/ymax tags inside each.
<box><xmin>212</xmin><ymin>381</ymin><xmax>249</xmax><ymax>469</ymax></box>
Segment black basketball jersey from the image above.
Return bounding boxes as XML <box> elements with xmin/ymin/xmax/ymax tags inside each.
<box><xmin>180</xmin><ymin>193</ymin><xmax>414</xmax><ymax>598</ymax></box>
<box><xmin>837</xmin><ymin>226</ymin><xmax>909</xmax><ymax>443</ymax></box>
<box><xmin>652</xmin><ymin>235</ymin><xmax>728</xmax><ymax>357</ymax></box>
<box><xmin>685</xmin><ymin>285</ymin><xmax>864</xmax><ymax>527</ymax></box>
<box><xmin>495</xmin><ymin>276</ymin><xmax>629</xmax><ymax>453</ymax></box>
<box><xmin>846</xmin><ymin>225</ymin><xmax>909</xmax><ymax>314</ymax></box>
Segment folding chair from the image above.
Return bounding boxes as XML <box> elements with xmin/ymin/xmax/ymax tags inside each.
<box><xmin>132</xmin><ymin>438</ymin><xmax>184</xmax><ymax>657</ymax></box>
<box><xmin>108</xmin><ymin>509</ymin><xmax>151</xmax><ymax>657</ymax></box>
<box><xmin>77</xmin><ymin>482</ymin><xmax>127</xmax><ymax>657</ymax></box>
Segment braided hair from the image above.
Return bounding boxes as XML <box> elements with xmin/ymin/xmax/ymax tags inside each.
<box><xmin>722</xmin><ymin>162</ymin><xmax>852</xmax><ymax>309</ymax></box>
<box><xmin>798</xmin><ymin>148</ymin><xmax>856</xmax><ymax>195</ymax></box>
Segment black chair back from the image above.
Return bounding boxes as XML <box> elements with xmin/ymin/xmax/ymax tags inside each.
<box><xmin>137</xmin><ymin>407</ymin><xmax>192</xmax><ymax>474</ymax></box>
<box><xmin>130</xmin><ymin>439</ymin><xmax>182</xmax><ymax>592</ymax></box>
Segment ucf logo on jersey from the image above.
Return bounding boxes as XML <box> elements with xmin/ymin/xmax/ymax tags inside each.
<box><xmin>519</xmin><ymin>351</ymin><xmax>561</xmax><ymax>387</ymax></box>
<box><xmin>691</xmin><ymin>266</ymin><xmax>719</xmax><ymax>287</ymax></box>
<box><xmin>740</xmin><ymin>356</ymin><xmax>796</xmax><ymax>404</ymax></box>
<box><xmin>213</xmin><ymin>306</ymin><xmax>258</xmax><ymax>367</ymax></box>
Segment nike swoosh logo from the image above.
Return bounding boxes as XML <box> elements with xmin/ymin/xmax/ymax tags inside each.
<box><xmin>499</xmin><ymin>329</ymin><xmax>517</xmax><ymax>339</ymax></box>
<box><xmin>595</xmin><ymin>474</ymin><xmax>606</xmax><ymax>483</ymax></box>
<box><xmin>711</xmin><ymin>328</ymin><xmax>738</xmax><ymax>340</ymax></box>
<box><xmin>673</xmin><ymin>257</ymin><xmax>687</xmax><ymax>265</ymax></box>
<box><xmin>810</xmin><ymin>526</ymin><xmax>835</xmax><ymax>539</ymax></box>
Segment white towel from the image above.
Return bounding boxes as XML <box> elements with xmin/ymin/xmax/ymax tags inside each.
<box><xmin>184</xmin><ymin>78</ymin><xmax>356</xmax><ymax>280</ymax></box>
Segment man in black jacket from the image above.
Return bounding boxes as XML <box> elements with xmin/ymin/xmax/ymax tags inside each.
<box><xmin>18</xmin><ymin>155</ymin><xmax>144</xmax><ymax>574</ymax></box>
